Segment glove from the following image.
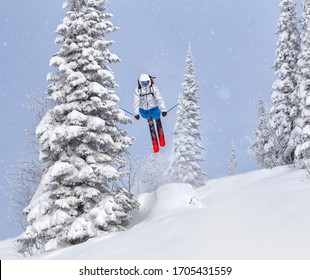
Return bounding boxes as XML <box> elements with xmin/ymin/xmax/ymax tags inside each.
<box><xmin>134</xmin><ymin>114</ymin><xmax>140</xmax><ymax>120</ymax></box>
<box><xmin>162</xmin><ymin>111</ymin><xmax>167</xmax><ymax>117</ymax></box>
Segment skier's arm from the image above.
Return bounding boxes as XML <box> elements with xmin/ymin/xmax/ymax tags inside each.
<box><xmin>153</xmin><ymin>86</ymin><xmax>167</xmax><ymax>113</ymax></box>
<box><xmin>133</xmin><ymin>88</ymin><xmax>140</xmax><ymax>116</ymax></box>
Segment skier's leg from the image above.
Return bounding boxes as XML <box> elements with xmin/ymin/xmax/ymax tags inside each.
<box><xmin>148</xmin><ymin>117</ymin><xmax>159</xmax><ymax>153</ymax></box>
<box><xmin>155</xmin><ymin>118</ymin><xmax>166</xmax><ymax>147</ymax></box>
<box><xmin>139</xmin><ymin>108</ymin><xmax>151</xmax><ymax>120</ymax></box>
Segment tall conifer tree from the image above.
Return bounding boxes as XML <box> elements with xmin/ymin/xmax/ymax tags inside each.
<box><xmin>268</xmin><ymin>0</ymin><xmax>300</xmax><ymax>166</ymax></box>
<box><xmin>292</xmin><ymin>0</ymin><xmax>310</xmax><ymax>164</ymax></box>
<box><xmin>250</xmin><ymin>97</ymin><xmax>276</xmax><ymax>168</ymax></box>
<box><xmin>18</xmin><ymin>0</ymin><xmax>138</xmax><ymax>255</ymax></box>
<box><xmin>166</xmin><ymin>45</ymin><xmax>205</xmax><ymax>188</ymax></box>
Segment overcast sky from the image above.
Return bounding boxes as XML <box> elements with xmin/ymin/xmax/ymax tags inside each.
<box><xmin>0</xmin><ymin>0</ymin><xmax>298</xmax><ymax>240</ymax></box>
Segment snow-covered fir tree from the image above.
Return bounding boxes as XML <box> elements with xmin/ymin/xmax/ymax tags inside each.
<box><xmin>268</xmin><ymin>0</ymin><xmax>300</xmax><ymax>166</ymax></box>
<box><xmin>249</xmin><ymin>97</ymin><xmax>276</xmax><ymax>168</ymax></box>
<box><xmin>166</xmin><ymin>45</ymin><xmax>206</xmax><ymax>188</ymax></box>
<box><xmin>228</xmin><ymin>140</ymin><xmax>237</xmax><ymax>176</ymax></box>
<box><xmin>289</xmin><ymin>0</ymin><xmax>310</xmax><ymax>165</ymax></box>
<box><xmin>18</xmin><ymin>0</ymin><xmax>138</xmax><ymax>255</ymax></box>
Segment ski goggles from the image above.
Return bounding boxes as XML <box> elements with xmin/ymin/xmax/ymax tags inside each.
<box><xmin>141</xmin><ymin>80</ymin><xmax>150</xmax><ymax>85</ymax></box>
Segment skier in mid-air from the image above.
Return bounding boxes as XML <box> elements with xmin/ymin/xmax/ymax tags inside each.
<box><xmin>133</xmin><ymin>73</ymin><xmax>167</xmax><ymax>153</ymax></box>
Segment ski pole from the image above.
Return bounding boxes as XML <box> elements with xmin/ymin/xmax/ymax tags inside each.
<box><xmin>119</xmin><ymin>107</ymin><xmax>135</xmax><ymax>117</ymax></box>
<box><xmin>167</xmin><ymin>103</ymin><xmax>179</xmax><ymax>113</ymax></box>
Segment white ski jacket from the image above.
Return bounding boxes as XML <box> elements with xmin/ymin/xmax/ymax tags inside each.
<box><xmin>133</xmin><ymin>84</ymin><xmax>167</xmax><ymax>116</ymax></box>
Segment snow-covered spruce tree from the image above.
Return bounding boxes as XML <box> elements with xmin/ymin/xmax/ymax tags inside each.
<box><xmin>18</xmin><ymin>0</ymin><xmax>138</xmax><ymax>255</ymax></box>
<box><xmin>249</xmin><ymin>97</ymin><xmax>276</xmax><ymax>169</ymax></box>
<box><xmin>268</xmin><ymin>0</ymin><xmax>300</xmax><ymax>166</ymax></box>
<box><xmin>289</xmin><ymin>0</ymin><xmax>310</xmax><ymax>165</ymax></box>
<box><xmin>166</xmin><ymin>45</ymin><xmax>206</xmax><ymax>188</ymax></box>
<box><xmin>228</xmin><ymin>140</ymin><xmax>237</xmax><ymax>176</ymax></box>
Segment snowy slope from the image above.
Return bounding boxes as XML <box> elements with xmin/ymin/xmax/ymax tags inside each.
<box><xmin>1</xmin><ymin>166</ymin><xmax>309</xmax><ymax>260</ymax></box>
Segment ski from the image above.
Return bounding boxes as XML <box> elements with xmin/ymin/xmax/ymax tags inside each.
<box><xmin>148</xmin><ymin>118</ymin><xmax>159</xmax><ymax>153</ymax></box>
<box><xmin>156</xmin><ymin>118</ymin><xmax>166</xmax><ymax>147</ymax></box>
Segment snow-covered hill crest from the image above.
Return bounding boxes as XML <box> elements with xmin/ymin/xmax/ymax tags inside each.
<box><xmin>1</xmin><ymin>166</ymin><xmax>309</xmax><ymax>260</ymax></box>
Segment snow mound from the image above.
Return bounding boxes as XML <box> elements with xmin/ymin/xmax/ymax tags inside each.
<box><xmin>150</xmin><ymin>183</ymin><xmax>203</xmax><ymax>216</ymax></box>
<box><xmin>130</xmin><ymin>183</ymin><xmax>203</xmax><ymax>226</ymax></box>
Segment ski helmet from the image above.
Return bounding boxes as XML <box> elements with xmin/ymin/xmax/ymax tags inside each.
<box><xmin>139</xmin><ymin>73</ymin><xmax>151</xmax><ymax>86</ymax></box>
